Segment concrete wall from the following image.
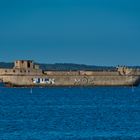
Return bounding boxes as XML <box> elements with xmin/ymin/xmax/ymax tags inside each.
<box><xmin>14</xmin><ymin>60</ymin><xmax>34</xmax><ymax>69</ymax></box>
<box><xmin>44</xmin><ymin>71</ymin><xmax>119</xmax><ymax>76</ymax></box>
<box><xmin>0</xmin><ymin>68</ymin><xmax>42</xmax><ymax>76</ymax></box>
<box><xmin>0</xmin><ymin>75</ymin><xmax>139</xmax><ymax>87</ymax></box>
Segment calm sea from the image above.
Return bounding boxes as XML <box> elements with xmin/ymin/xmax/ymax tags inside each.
<box><xmin>0</xmin><ymin>87</ymin><xmax>140</xmax><ymax>140</ymax></box>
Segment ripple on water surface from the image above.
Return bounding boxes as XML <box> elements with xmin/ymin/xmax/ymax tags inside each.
<box><xmin>0</xmin><ymin>87</ymin><xmax>140</xmax><ymax>140</ymax></box>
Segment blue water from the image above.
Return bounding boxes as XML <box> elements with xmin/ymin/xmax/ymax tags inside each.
<box><xmin>0</xmin><ymin>87</ymin><xmax>140</xmax><ymax>140</ymax></box>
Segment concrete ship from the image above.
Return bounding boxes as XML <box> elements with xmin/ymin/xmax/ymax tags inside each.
<box><xmin>0</xmin><ymin>60</ymin><xmax>140</xmax><ymax>87</ymax></box>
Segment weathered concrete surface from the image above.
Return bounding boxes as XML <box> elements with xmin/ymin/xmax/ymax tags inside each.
<box><xmin>0</xmin><ymin>75</ymin><xmax>139</xmax><ymax>87</ymax></box>
<box><xmin>0</xmin><ymin>60</ymin><xmax>140</xmax><ymax>87</ymax></box>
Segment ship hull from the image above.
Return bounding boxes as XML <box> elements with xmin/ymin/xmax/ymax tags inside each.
<box><xmin>0</xmin><ymin>60</ymin><xmax>140</xmax><ymax>87</ymax></box>
<box><xmin>1</xmin><ymin>75</ymin><xmax>140</xmax><ymax>87</ymax></box>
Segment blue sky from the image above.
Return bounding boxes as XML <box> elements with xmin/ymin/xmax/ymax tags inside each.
<box><xmin>0</xmin><ymin>0</ymin><xmax>140</xmax><ymax>65</ymax></box>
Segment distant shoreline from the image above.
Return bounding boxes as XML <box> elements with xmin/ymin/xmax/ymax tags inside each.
<box><xmin>0</xmin><ymin>62</ymin><xmax>140</xmax><ymax>71</ymax></box>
